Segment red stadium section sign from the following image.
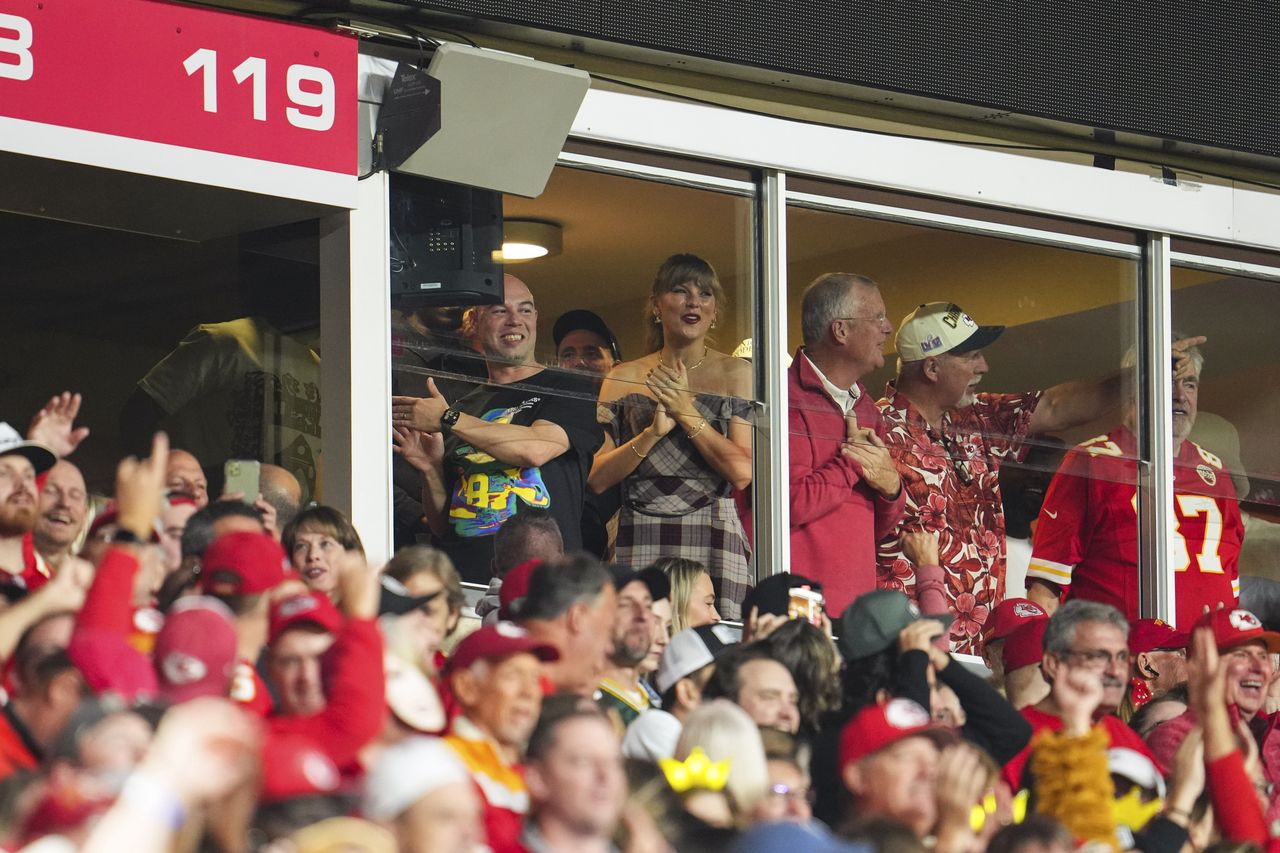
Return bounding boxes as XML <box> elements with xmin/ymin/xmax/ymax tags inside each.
<box><xmin>0</xmin><ymin>0</ymin><xmax>356</xmax><ymax>175</ymax></box>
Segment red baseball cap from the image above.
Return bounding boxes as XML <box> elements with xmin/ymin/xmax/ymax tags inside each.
<box><xmin>154</xmin><ymin>596</ymin><xmax>239</xmax><ymax>705</ymax></box>
<box><xmin>445</xmin><ymin>622</ymin><xmax>560</xmax><ymax>674</ymax></box>
<box><xmin>1128</xmin><ymin>619</ymin><xmax>1189</xmax><ymax>656</ymax></box>
<box><xmin>1002</xmin><ymin>618</ymin><xmax>1049</xmax><ymax>672</ymax></box>
<box><xmin>270</xmin><ymin>592</ymin><xmax>343</xmax><ymax>645</ymax></box>
<box><xmin>199</xmin><ymin>531</ymin><xmax>287</xmax><ymax>596</ymax></box>
<box><xmin>839</xmin><ymin>698</ymin><xmax>952</xmax><ymax>769</ymax></box>
<box><xmin>1200</xmin><ymin>608</ymin><xmax>1280</xmax><ymax>654</ymax></box>
<box><xmin>260</xmin><ymin>732</ymin><xmax>342</xmax><ymax>803</ymax></box>
<box><xmin>982</xmin><ymin>598</ymin><xmax>1048</xmax><ymax>643</ymax></box>
<box><xmin>499</xmin><ymin>559</ymin><xmax>543</xmax><ymax>620</ymax></box>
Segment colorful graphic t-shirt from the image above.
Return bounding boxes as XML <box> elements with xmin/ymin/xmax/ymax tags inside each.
<box><xmin>1028</xmin><ymin>425</ymin><xmax>1242</xmax><ymax>626</ymax></box>
<box><xmin>439</xmin><ymin>368</ymin><xmax>601</xmax><ymax>581</ymax></box>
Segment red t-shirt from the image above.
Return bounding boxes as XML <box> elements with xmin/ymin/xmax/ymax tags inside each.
<box><xmin>1028</xmin><ymin>426</ymin><xmax>1241</xmax><ymax>627</ymax></box>
<box><xmin>1002</xmin><ymin>704</ymin><xmax>1162</xmax><ymax>791</ymax></box>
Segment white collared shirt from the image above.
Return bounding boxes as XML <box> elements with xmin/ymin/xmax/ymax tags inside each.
<box><xmin>802</xmin><ymin>351</ymin><xmax>861</xmax><ymax>414</ymax></box>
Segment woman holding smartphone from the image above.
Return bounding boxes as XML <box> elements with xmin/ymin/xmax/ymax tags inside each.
<box><xmin>589</xmin><ymin>254</ymin><xmax>753</xmax><ymax>620</ymax></box>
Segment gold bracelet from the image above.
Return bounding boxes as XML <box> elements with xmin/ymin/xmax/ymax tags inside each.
<box><xmin>631</xmin><ymin>442</ymin><xmax>648</xmax><ymax>459</ymax></box>
<box><xmin>686</xmin><ymin>418</ymin><xmax>708</xmax><ymax>439</ymax></box>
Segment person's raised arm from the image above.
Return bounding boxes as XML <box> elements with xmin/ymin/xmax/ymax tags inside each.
<box><xmin>1028</xmin><ymin>336</ymin><xmax>1206</xmax><ymax>434</ymax></box>
<box><xmin>27</xmin><ymin>391</ymin><xmax>90</xmax><ymax>458</ymax></box>
<box><xmin>269</xmin><ymin>552</ymin><xmax>385</xmax><ymax>766</ymax></box>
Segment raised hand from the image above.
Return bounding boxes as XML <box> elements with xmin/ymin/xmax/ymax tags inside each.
<box><xmin>116</xmin><ymin>432</ymin><xmax>169</xmax><ymax>540</ymax></box>
<box><xmin>393</xmin><ymin>425</ymin><xmax>445</xmax><ymax>471</ymax></box>
<box><xmin>27</xmin><ymin>391</ymin><xmax>90</xmax><ymax>458</ymax></box>
<box><xmin>337</xmin><ymin>551</ymin><xmax>381</xmax><ymax>620</ymax></box>
<box><xmin>1172</xmin><ymin>335</ymin><xmax>1208</xmax><ymax>380</ymax></box>
<box><xmin>1053</xmin><ymin>661</ymin><xmax>1105</xmax><ymax>735</ymax></box>
<box><xmin>391</xmin><ymin>377</ymin><xmax>451</xmax><ymax>433</ymax></box>
<box><xmin>898</xmin><ymin>618</ymin><xmax>947</xmax><ymax>655</ymax></box>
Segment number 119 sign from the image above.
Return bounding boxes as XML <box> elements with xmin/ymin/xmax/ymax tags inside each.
<box><xmin>0</xmin><ymin>0</ymin><xmax>356</xmax><ymax>175</ymax></box>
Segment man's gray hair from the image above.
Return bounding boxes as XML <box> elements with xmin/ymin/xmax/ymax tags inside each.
<box><xmin>800</xmin><ymin>273</ymin><xmax>878</xmax><ymax>347</ymax></box>
<box><xmin>1042</xmin><ymin>599</ymin><xmax>1129</xmax><ymax>656</ymax></box>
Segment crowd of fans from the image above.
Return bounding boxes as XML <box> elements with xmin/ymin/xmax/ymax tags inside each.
<box><xmin>0</xmin><ymin>254</ymin><xmax>1268</xmax><ymax>852</ymax></box>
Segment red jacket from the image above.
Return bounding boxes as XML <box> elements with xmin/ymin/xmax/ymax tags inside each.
<box><xmin>788</xmin><ymin>350</ymin><xmax>905</xmax><ymax>614</ymax></box>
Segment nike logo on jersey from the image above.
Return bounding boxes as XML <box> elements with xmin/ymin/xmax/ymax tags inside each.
<box><xmin>1044</xmin><ymin>509</ymin><xmax>1059</xmax><ymax>519</ymax></box>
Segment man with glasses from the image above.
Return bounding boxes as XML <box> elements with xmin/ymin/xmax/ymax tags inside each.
<box><xmin>788</xmin><ymin>273</ymin><xmax>905</xmax><ymax>615</ymax></box>
<box><xmin>875</xmin><ymin>302</ymin><xmax>1203</xmax><ymax>654</ymax></box>
<box><xmin>1001</xmin><ymin>599</ymin><xmax>1158</xmax><ymax>789</ymax></box>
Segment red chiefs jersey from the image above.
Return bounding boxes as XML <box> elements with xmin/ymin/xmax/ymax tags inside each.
<box><xmin>1028</xmin><ymin>426</ymin><xmax>1241</xmax><ymax>627</ymax></box>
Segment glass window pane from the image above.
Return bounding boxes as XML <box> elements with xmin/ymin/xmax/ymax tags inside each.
<box><xmin>785</xmin><ymin>196</ymin><xmax>1140</xmax><ymax>654</ymax></box>
<box><xmin>390</xmin><ymin>159</ymin><xmax>760</xmax><ymax>623</ymax></box>
<box><xmin>1172</xmin><ymin>262</ymin><xmax>1280</xmax><ymax>618</ymax></box>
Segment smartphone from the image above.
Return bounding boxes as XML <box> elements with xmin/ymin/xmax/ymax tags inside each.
<box><xmin>788</xmin><ymin>586</ymin><xmax>825</xmax><ymax>627</ymax></box>
<box><xmin>223</xmin><ymin>459</ymin><xmax>261</xmax><ymax>504</ymax></box>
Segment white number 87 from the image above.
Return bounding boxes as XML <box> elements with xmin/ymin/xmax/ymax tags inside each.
<box><xmin>286</xmin><ymin>65</ymin><xmax>334</xmax><ymax>131</ymax></box>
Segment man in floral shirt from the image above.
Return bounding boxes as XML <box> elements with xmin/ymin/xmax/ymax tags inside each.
<box><xmin>874</xmin><ymin>302</ymin><xmax>1202</xmax><ymax>654</ymax></box>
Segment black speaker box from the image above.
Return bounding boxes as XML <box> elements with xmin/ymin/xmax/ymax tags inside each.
<box><xmin>388</xmin><ymin>174</ymin><xmax>504</xmax><ymax>307</ymax></box>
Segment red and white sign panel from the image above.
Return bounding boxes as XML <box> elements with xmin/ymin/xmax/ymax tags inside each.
<box><xmin>0</xmin><ymin>0</ymin><xmax>356</xmax><ymax>175</ymax></box>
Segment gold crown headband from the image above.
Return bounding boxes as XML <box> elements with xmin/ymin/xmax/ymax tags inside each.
<box><xmin>659</xmin><ymin>747</ymin><xmax>731</xmax><ymax>793</ymax></box>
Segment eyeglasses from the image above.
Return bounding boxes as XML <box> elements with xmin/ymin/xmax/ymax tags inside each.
<box><xmin>769</xmin><ymin>783</ymin><xmax>816</xmax><ymax>805</ymax></box>
<box><xmin>1060</xmin><ymin>648</ymin><xmax>1130</xmax><ymax>669</ymax></box>
<box><xmin>833</xmin><ymin>313</ymin><xmax>888</xmax><ymax>325</ymax></box>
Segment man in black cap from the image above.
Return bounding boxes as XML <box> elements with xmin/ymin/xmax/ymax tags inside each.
<box><xmin>552</xmin><ymin>309</ymin><xmax>620</xmax><ymax>382</ymax></box>
<box><xmin>552</xmin><ymin>309</ymin><xmax>622</xmax><ymax>558</ymax></box>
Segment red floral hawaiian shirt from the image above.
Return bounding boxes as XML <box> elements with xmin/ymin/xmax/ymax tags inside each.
<box><xmin>875</xmin><ymin>384</ymin><xmax>1041</xmax><ymax>654</ymax></box>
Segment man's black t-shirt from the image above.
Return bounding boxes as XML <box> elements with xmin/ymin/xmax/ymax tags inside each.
<box><xmin>437</xmin><ymin>367</ymin><xmax>602</xmax><ymax>582</ymax></box>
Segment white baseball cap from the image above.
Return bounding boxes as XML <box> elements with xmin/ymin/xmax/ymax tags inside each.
<box><xmin>0</xmin><ymin>422</ymin><xmax>55</xmax><ymax>475</ymax></box>
<box><xmin>895</xmin><ymin>302</ymin><xmax>1004</xmax><ymax>362</ymax></box>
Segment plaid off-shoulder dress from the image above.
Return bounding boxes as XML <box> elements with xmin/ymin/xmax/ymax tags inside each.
<box><xmin>600</xmin><ymin>391</ymin><xmax>752</xmax><ymax>620</ymax></box>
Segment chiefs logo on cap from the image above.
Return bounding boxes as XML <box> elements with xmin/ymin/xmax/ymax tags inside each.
<box><xmin>161</xmin><ymin>652</ymin><xmax>208</xmax><ymax>686</ymax></box>
<box><xmin>884</xmin><ymin>697</ymin><xmax>931</xmax><ymax>730</ymax></box>
<box><xmin>1013</xmin><ymin>602</ymin><xmax>1044</xmax><ymax>618</ymax></box>
<box><xmin>1230</xmin><ymin>610</ymin><xmax>1262</xmax><ymax>631</ymax></box>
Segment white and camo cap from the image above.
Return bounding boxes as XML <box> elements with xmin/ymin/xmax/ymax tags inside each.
<box><xmin>895</xmin><ymin>302</ymin><xmax>1005</xmax><ymax>362</ymax></box>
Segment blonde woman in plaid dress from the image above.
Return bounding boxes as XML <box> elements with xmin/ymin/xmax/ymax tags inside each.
<box><xmin>589</xmin><ymin>254</ymin><xmax>754</xmax><ymax>620</ymax></box>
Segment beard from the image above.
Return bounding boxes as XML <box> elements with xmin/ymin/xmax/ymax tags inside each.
<box><xmin>610</xmin><ymin>627</ymin><xmax>653</xmax><ymax>668</ymax></box>
<box><xmin>0</xmin><ymin>501</ymin><xmax>37</xmax><ymax>537</ymax></box>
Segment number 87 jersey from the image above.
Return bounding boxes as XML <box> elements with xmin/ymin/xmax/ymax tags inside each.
<box><xmin>1028</xmin><ymin>425</ymin><xmax>1242</xmax><ymax>627</ymax></box>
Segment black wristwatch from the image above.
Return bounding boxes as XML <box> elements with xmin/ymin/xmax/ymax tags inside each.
<box><xmin>109</xmin><ymin>529</ymin><xmax>143</xmax><ymax>545</ymax></box>
<box><xmin>440</xmin><ymin>407</ymin><xmax>462</xmax><ymax>435</ymax></box>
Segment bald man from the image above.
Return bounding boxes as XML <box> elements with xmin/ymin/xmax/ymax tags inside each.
<box><xmin>166</xmin><ymin>449</ymin><xmax>209</xmax><ymax>507</ymax></box>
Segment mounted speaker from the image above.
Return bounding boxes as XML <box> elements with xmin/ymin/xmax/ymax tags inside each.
<box><xmin>389</xmin><ymin>43</ymin><xmax>591</xmax><ymax>198</ymax></box>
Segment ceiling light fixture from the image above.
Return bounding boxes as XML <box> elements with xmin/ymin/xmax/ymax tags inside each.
<box><xmin>495</xmin><ymin>219</ymin><xmax>562</xmax><ymax>263</ymax></box>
